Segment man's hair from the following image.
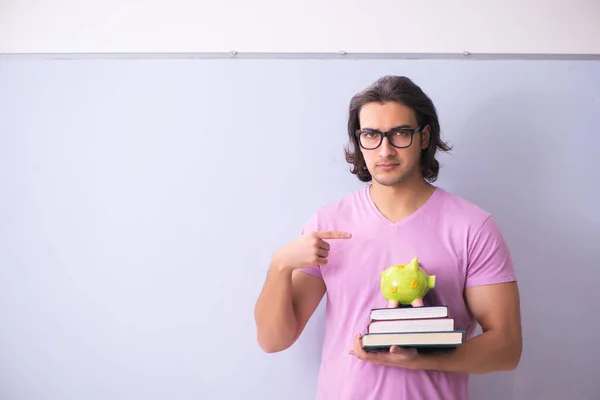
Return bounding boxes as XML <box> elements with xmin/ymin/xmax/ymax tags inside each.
<box><xmin>344</xmin><ymin>75</ymin><xmax>452</xmax><ymax>183</ymax></box>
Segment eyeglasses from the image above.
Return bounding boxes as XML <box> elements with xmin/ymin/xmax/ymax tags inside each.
<box><xmin>355</xmin><ymin>125</ymin><xmax>423</xmax><ymax>150</ymax></box>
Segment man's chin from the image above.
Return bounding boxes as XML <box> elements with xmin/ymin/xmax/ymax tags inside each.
<box><xmin>373</xmin><ymin>174</ymin><xmax>405</xmax><ymax>187</ymax></box>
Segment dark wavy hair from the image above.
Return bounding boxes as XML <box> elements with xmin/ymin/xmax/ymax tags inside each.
<box><xmin>344</xmin><ymin>75</ymin><xmax>452</xmax><ymax>183</ymax></box>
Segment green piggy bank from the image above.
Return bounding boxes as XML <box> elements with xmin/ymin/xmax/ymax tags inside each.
<box><xmin>380</xmin><ymin>257</ymin><xmax>436</xmax><ymax>307</ymax></box>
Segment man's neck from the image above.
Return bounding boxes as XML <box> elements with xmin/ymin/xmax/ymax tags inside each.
<box><xmin>368</xmin><ymin>178</ymin><xmax>436</xmax><ymax>224</ymax></box>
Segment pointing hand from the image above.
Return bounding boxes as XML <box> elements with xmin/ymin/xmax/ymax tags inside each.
<box><xmin>273</xmin><ymin>230</ymin><xmax>352</xmax><ymax>271</ymax></box>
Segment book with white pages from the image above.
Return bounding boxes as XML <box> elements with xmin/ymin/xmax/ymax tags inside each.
<box><xmin>368</xmin><ymin>317</ymin><xmax>454</xmax><ymax>334</ymax></box>
<box><xmin>369</xmin><ymin>305</ymin><xmax>448</xmax><ymax>321</ymax></box>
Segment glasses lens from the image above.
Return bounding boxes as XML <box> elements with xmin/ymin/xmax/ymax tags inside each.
<box><xmin>389</xmin><ymin>129</ymin><xmax>413</xmax><ymax>148</ymax></box>
<box><xmin>359</xmin><ymin>131</ymin><xmax>381</xmax><ymax>149</ymax></box>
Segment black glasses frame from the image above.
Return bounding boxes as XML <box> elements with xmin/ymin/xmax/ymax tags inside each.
<box><xmin>354</xmin><ymin>125</ymin><xmax>423</xmax><ymax>150</ymax></box>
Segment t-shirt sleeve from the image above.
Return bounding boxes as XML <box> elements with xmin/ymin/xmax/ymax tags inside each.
<box><xmin>465</xmin><ymin>215</ymin><xmax>517</xmax><ymax>287</ymax></box>
<box><xmin>296</xmin><ymin>214</ymin><xmax>323</xmax><ymax>278</ymax></box>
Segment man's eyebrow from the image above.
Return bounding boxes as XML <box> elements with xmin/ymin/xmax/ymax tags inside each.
<box><xmin>360</xmin><ymin>124</ymin><xmax>415</xmax><ymax>131</ymax></box>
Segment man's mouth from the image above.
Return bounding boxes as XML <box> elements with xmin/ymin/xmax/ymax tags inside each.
<box><xmin>377</xmin><ymin>162</ymin><xmax>400</xmax><ymax>170</ymax></box>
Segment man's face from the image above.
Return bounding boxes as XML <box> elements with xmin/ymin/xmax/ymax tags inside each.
<box><xmin>358</xmin><ymin>101</ymin><xmax>430</xmax><ymax>187</ymax></box>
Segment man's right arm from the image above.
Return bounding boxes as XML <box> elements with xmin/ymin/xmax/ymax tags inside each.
<box><xmin>254</xmin><ymin>264</ymin><xmax>326</xmax><ymax>353</ymax></box>
<box><xmin>253</xmin><ymin>230</ymin><xmax>351</xmax><ymax>353</ymax></box>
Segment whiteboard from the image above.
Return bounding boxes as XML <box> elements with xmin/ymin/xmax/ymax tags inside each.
<box><xmin>0</xmin><ymin>58</ymin><xmax>599</xmax><ymax>400</ymax></box>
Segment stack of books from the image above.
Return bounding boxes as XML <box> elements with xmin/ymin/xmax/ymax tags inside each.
<box><xmin>361</xmin><ymin>305</ymin><xmax>465</xmax><ymax>352</ymax></box>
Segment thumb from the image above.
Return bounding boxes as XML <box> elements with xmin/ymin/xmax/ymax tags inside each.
<box><xmin>390</xmin><ymin>345</ymin><xmax>417</xmax><ymax>358</ymax></box>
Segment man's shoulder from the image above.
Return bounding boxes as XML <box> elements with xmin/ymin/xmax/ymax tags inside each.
<box><xmin>317</xmin><ymin>187</ymin><xmax>365</xmax><ymax>213</ymax></box>
<box><xmin>435</xmin><ymin>187</ymin><xmax>493</xmax><ymax>228</ymax></box>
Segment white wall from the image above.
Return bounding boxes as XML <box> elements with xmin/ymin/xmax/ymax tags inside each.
<box><xmin>1</xmin><ymin>57</ymin><xmax>600</xmax><ymax>400</ymax></box>
<box><xmin>1</xmin><ymin>0</ymin><xmax>600</xmax><ymax>55</ymax></box>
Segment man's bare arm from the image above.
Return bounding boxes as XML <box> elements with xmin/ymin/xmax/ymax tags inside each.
<box><xmin>254</xmin><ymin>230</ymin><xmax>349</xmax><ymax>353</ymax></box>
<box><xmin>254</xmin><ymin>266</ymin><xmax>325</xmax><ymax>353</ymax></box>
<box><xmin>350</xmin><ymin>281</ymin><xmax>522</xmax><ymax>373</ymax></box>
<box><xmin>419</xmin><ymin>281</ymin><xmax>522</xmax><ymax>373</ymax></box>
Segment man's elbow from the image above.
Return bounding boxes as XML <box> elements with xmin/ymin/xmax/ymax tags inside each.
<box><xmin>501</xmin><ymin>337</ymin><xmax>522</xmax><ymax>371</ymax></box>
<box><xmin>500</xmin><ymin>353</ymin><xmax>521</xmax><ymax>371</ymax></box>
<box><xmin>259</xmin><ymin>342</ymin><xmax>286</xmax><ymax>354</ymax></box>
<box><xmin>256</xmin><ymin>330</ymin><xmax>296</xmax><ymax>354</ymax></box>
<box><xmin>258</xmin><ymin>338</ymin><xmax>290</xmax><ymax>354</ymax></box>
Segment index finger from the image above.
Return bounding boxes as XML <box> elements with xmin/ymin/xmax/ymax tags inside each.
<box><xmin>314</xmin><ymin>230</ymin><xmax>352</xmax><ymax>239</ymax></box>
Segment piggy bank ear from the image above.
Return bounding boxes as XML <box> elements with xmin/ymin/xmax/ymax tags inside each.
<box><xmin>407</xmin><ymin>258</ymin><xmax>419</xmax><ymax>270</ymax></box>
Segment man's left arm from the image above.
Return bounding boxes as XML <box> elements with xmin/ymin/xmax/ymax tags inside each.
<box><xmin>416</xmin><ymin>280</ymin><xmax>522</xmax><ymax>373</ymax></box>
<box><xmin>351</xmin><ymin>215</ymin><xmax>522</xmax><ymax>373</ymax></box>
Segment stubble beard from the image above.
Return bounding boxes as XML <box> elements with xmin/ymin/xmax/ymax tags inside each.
<box><xmin>372</xmin><ymin>162</ymin><xmax>419</xmax><ymax>187</ymax></box>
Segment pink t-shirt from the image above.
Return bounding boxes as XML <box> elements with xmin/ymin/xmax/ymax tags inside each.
<box><xmin>298</xmin><ymin>185</ymin><xmax>517</xmax><ymax>400</ymax></box>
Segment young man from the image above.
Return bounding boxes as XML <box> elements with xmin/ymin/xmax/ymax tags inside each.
<box><xmin>254</xmin><ymin>75</ymin><xmax>522</xmax><ymax>399</ymax></box>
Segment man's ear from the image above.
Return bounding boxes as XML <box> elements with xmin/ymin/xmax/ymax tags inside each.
<box><xmin>421</xmin><ymin>125</ymin><xmax>431</xmax><ymax>150</ymax></box>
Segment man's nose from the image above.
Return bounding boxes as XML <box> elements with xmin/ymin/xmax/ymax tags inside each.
<box><xmin>378</xmin><ymin>136</ymin><xmax>396</xmax><ymax>158</ymax></box>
